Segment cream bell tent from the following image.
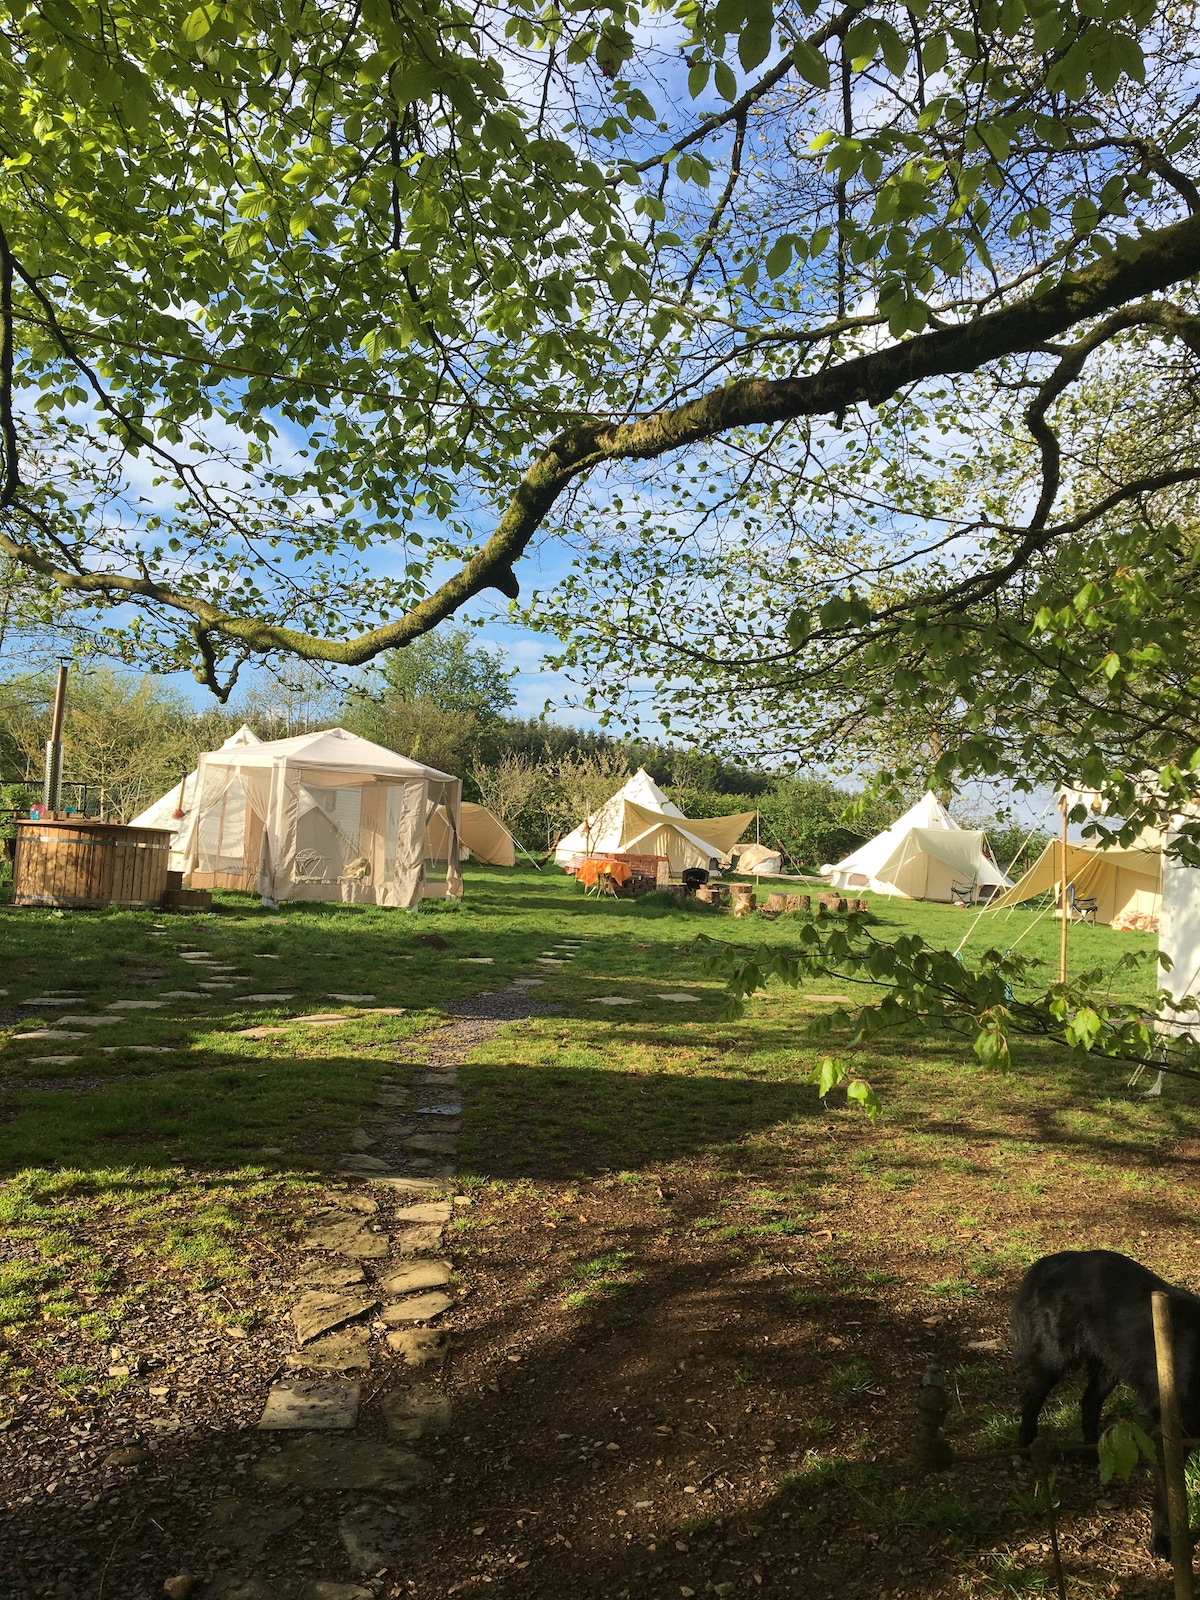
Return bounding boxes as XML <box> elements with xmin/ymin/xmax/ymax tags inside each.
<box><xmin>425</xmin><ymin>801</ymin><xmax>517</xmax><ymax>868</ymax></box>
<box><xmin>181</xmin><ymin>727</ymin><xmax>461</xmax><ymax>908</ymax></box>
<box><xmin>989</xmin><ymin>833</ymin><xmax>1162</xmax><ymax>927</ymax></box>
<box><xmin>822</xmin><ymin>792</ymin><xmax>1012</xmax><ymax>902</ymax></box>
<box><xmin>553</xmin><ymin>768</ymin><xmax>755</xmax><ymax>875</ymax></box>
<box><xmin>130</xmin><ymin>724</ymin><xmax>260</xmax><ymax>873</ymax></box>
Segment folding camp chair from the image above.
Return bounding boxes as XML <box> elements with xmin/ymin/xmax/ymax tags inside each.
<box><xmin>1067</xmin><ymin>884</ymin><xmax>1099</xmax><ymax>923</ymax></box>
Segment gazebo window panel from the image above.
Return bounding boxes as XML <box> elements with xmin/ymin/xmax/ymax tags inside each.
<box><xmin>195</xmin><ymin>774</ymin><xmax>250</xmax><ymax>873</ymax></box>
<box><xmin>296</xmin><ymin>782</ymin><xmax>365</xmax><ymax>882</ymax></box>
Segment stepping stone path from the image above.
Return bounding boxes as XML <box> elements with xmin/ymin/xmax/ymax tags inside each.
<box><xmin>226</xmin><ymin>961</ymin><xmax>587</xmax><ymax>1594</ymax></box>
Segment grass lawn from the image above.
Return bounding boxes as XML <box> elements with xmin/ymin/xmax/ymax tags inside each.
<box><xmin>0</xmin><ymin>865</ymin><xmax>1190</xmax><ymax>1599</ymax></box>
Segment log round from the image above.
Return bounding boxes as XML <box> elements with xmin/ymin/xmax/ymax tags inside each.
<box><xmin>12</xmin><ymin>819</ymin><xmax>173</xmax><ymax>909</ymax></box>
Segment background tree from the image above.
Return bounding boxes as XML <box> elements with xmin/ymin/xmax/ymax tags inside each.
<box><xmin>2</xmin><ymin>0</ymin><xmax>1199</xmax><ymax>708</ymax></box>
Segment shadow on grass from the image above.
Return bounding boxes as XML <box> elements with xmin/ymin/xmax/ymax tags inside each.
<box><xmin>0</xmin><ymin>1238</ymin><xmax>1161</xmax><ymax>1600</ymax></box>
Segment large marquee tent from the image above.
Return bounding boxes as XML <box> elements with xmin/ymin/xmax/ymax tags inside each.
<box><xmin>130</xmin><ymin>724</ymin><xmax>260</xmax><ymax>873</ymax></box>
<box><xmin>822</xmin><ymin>793</ymin><xmax>1012</xmax><ymax>902</ymax></box>
<box><xmin>988</xmin><ymin>833</ymin><xmax>1162</xmax><ymax>927</ymax></box>
<box><xmin>181</xmin><ymin>727</ymin><xmax>461</xmax><ymax>908</ymax></box>
<box><xmin>554</xmin><ymin>769</ymin><xmax>755</xmax><ymax>875</ymax></box>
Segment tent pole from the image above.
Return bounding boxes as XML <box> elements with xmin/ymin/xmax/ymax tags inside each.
<box><xmin>1059</xmin><ymin>794</ymin><xmax>1070</xmax><ymax>985</ymax></box>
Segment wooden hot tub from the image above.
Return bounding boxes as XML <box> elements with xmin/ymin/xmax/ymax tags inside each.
<box><xmin>11</xmin><ymin>819</ymin><xmax>173</xmax><ymax>909</ymax></box>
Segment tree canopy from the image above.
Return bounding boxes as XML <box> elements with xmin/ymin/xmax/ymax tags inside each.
<box><xmin>2</xmin><ymin>0</ymin><xmax>1198</xmax><ymax>779</ymax></box>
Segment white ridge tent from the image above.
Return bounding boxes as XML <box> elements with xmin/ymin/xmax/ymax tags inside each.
<box><xmin>736</xmin><ymin>842</ymin><xmax>784</xmax><ymax>876</ymax></box>
<box><xmin>553</xmin><ymin>768</ymin><xmax>755</xmax><ymax>876</ymax></box>
<box><xmin>822</xmin><ymin>792</ymin><xmax>1012</xmax><ymax>902</ymax></box>
<box><xmin>181</xmin><ymin>727</ymin><xmax>461</xmax><ymax>908</ymax></box>
<box><xmin>130</xmin><ymin>724</ymin><xmax>260</xmax><ymax>873</ymax></box>
<box><xmin>426</xmin><ymin>801</ymin><xmax>518</xmax><ymax>868</ymax></box>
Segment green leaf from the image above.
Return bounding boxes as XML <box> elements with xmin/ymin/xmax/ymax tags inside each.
<box><xmin>845</xmin><ymin>1078</ymin><xmax>881</xmax><ymax>1121</ymax></box>
<box><xmin>791</xmin><ymin>38</ymin><xmax>830</xmax><ymax>90</ymax></box>
<box><xmin>921</xmin><ymin>32</ymin><xmax>948</xmax><ymax>74</ymax></box>
<box><xmin>713</xmin><ymin>60</ymin><xmax>738</xmax><ymax>102</ymax></box>
<box><xmin>687</xmin><ymin>60</ymin><xmax>710</xmax><ymax>98</ymax></box>
<box><xmin>739</xmin><ymin>8</ymin><xmax>774</xmax><ymax>72</ymax></box>
<box><xmin>765</xmin><ymin>235</ymin><xmax>793</xmax><ymax>279</ymax></box>
<box><xmin>181</xmin><ymin>3</ymin><xmax>219</xmax><ymax>41</ymax></box>
<box><xmin>1099</xmin><ymin>1420</ymin><xmax>1156</xmax><ymax>1484</ymax></box>
<box><xmin>785</xmin><ymin>607</ymin><xmax>811</xmax><ymax>647</ymax></box>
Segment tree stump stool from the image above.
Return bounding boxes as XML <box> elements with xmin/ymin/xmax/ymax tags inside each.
<box><xmin>785</xmin><ymin>894</ymin><xmax>811</xmax><ymax>913</ymax></box>
<box><xmin>817</xmin><ymin>892</ymin><xmax>845</xmax><ymax>914</ymax></box>
<box><xmin>730</xmin><ymin>884</ymin><xmax>756</xmax><ymax>917</ymax></box>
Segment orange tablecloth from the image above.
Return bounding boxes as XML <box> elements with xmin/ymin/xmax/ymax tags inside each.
<box><xmin>576</xmin><ymin>857</ymin><xmax>633</xmax><ymax>888</ymax></box>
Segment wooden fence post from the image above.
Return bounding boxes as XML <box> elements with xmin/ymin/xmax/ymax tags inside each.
<box><xmin>1152</xmin><ymin>1290</ymin><xmax>1195</xmax><ymax>1600</ymax></box>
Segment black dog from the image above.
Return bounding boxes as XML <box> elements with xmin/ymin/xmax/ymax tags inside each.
<box><xmin>1012</xmin><ymin>1249</ymin><xmax>1200</xmax><ymax>1558</ymax></box>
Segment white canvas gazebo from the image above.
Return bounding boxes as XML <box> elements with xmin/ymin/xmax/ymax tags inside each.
<box><xmin>181</xmin><ymin>727</ymin><xmax>461</xmax><ymax>908</ymax></box>
<box><xmin>822</xmin><ymin>793</ymin><xmax>1012</xmax><ymax>903</ymax></box>
<box><xmin>130</xmin><ymin>724</ymin><xmax>261</xmax><ymax>873</ymax></box>
<box><xmin>553</xmin><ymin>768</ymin><xmax>755</xmax><ymax>875</ymax></box>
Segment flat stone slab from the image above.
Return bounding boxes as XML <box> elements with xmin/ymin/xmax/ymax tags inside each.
<box><xmin>292</xmin><ymin>1290</ymin><xmax>379</xmax><ymax>1345</ymax></box>
<box><xmin>381</xmin><ymin>1384</ymin><xmax>453</xmax><ymax>1442</ymax></box>
<box><xmin>18</xmin><ymin>1028</ymin><xmax>88</xmax><ymax>1040</ymax></box>
<box><xmin>371</xmin><ymin>1175</ymin><xmax>444</xmax><ymax>1195</ymax></box>
<box><xmin>805</xmin><ymin>994</ymin><xmax>855</xmax><ymax>1002</ymax></box>
<box><xmin>258</xmin><ymin>1377</ymin><xmax>360</xmax><ymax>1430</ymax></box>
<box><xmin>415</xmin><ymin>1104</ymin><xmax>461</xmax><ymax>1116</ymax></box>
<box><xmin>394</xmin><ymin>1201</ymin><xmax>453</xmax><ymax>1224</ymax></box>
<box><xmin>106</xmin><ymin>999</ymin><xmax>167</xmax><ymax>1010</ymax></box>
<box><xmin>393</xmin><ymin>1224</ymin><xmax>445</xmax><ymax>1256</ymax></box>
<box><xmin>56</xmin><ymin>1014</ymin><xmax>120</xmax><ymax>1027</ymax></box>
<box><xmin>328</xmin><ymin>993</ymin><xmax>375</xmax><ymax>1002</ymax></box>
<box><xmin>254</xmin><ymin>1435</ymin><xmax>430</xmax><ymax>1492</ymax></box>
<box><xmin>29</xmin><ymin>1054</ymin><xmax>81</xmax><ymax>1064</ymax></box>
<box><xmin>294</xmin><ymin>1013</ymin><xmax>351</xmax><ymax>1026</ymax></box>
<box><xmin>284</xmin><ymin>1327</ymin><xmax>371</xmax><ymax>1373</ymax></box>
<box><xmin>299</xmin><ymin>1582</ymin><xmax>374</xmax><ymax>1600</ymax></box>
<box><xmin>347</xmin><ymin>1128</ymin><xmax>376</xmax><ymax>1151</ymax></box>
<box><xmin>302</xmin><ymin>1213</ymin><xmax>390</xmax><ymax>1258</ymax></box>
<box><xmin>416</xmin><ymin>1072</ymin><xmax>458</xmax><ymax>1085</ymax></box>
<box><xmin>296</xmin><ymin>1261</ymin><xmax>366</xmax><ymax>1290</ymax></box>
<box><xmin>536</xmin><ymin>958</ymin><xmax>567</xmax><ymax>965</ymax></box>
<box><xmin>380</xmin><ymin>1260</ymin><xmax>452</xmax><ymax>1296</ymax></box>
<box><xmin>658</xmin><ymin>992</ymin><xmax>701</xmax><ymax>1002</ymax></box>
<box><xmin>363</xmin><ymin>1006</ymin><xmax>407</xmax><ymax>1015</ymax></box>
<box><xmin>404</xmin><ymin>1134</ymin><xmax>457</xmax><ymax>1155</ymax></box>
<box><xmin>510</xmin><ymin>978</ymin><xmax>544</xmax><ymax>987</ymax></box>
<box><xmin>203</xmin><ymin>1497</ymin><xmax>304</xmax><ymax>1558</ymax></box>
<box><xmin>385</xmin><ymin>1327</ymin><xmax>447</xmax><ymax>1367</ymax></box>
<box><xmin>589</xmin><ymin>996</ymin><xmax>638</xmax><ymax>1006</ymax></box>
<box><xmin>155</xmin><ymin>990</ymin><xmax>208</xmax><ymax>1000</ymax></box>
<box><xmin>340</xmin><ymin>1501</ymin><xmax>423</xmax><ymax>1575</ymax></box>
<box><xmin>20</xmin><ymin>997</ymin><xmax>75</xmax><ymax>1007</ymax></box>
<box><xmin>242</xmin><ymin>993</ymin><xmax>297</xmax><ymax>1003</ymax></box>
<box><xmin>459</xmin><ymin>957</ymin><xmax>493</xmax><ymax>963</ymax></box>
<box><xmin>339</xmin><ymin>1154</ymin><xmax>394</xmax><ymax>1174</ymax></box>
<box><xmin>382</xmin><ymin>1292</ymin><xmax>452</xmax><ymax>1325</ymax></box>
